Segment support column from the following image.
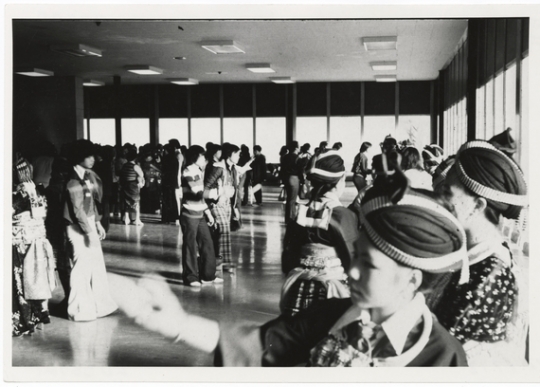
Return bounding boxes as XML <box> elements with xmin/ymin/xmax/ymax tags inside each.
<box><xmin>150</xmin><ymin>85</ymin><xmax>159</xmax><ymax>145</ymax></box>
<box><xmin>114</xmin><ymin>75</ymin><xmax>122</xmax><ymax>146</ymax></box>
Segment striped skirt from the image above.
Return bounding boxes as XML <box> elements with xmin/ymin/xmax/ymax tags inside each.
<box><xmin>211</xmin><ymin>203</ymin><xmax>232</xmax><ymax>265</ymax></box>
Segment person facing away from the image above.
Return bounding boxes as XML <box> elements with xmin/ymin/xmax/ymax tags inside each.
<box><xmin>115</xmin><ymin>168</ymin><xmax>469</xmax><ymax>367</ymax></box>
<box><xmin>251</xmin><ymin>145</ymin><xmax>267</xmax><ymax>206</ymax></box>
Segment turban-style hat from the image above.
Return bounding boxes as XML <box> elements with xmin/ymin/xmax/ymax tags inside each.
<box><xmin>489</xmin><ymin>128</ymin><xmax>517</xmax><ymax>158</ymax></box>
<box><xmin>454</xmin><ymin>141</ymin><xmax>527</xmax><ymax>220</ymax></box>
<box><xmin>432</xmin><ymin>156</ymin><xmax>455</xmax><ymax>190</ymax></box>
<box><xmin>307</xmin><ymin>150</ymin><xmax>345</xmax><ymax>185</ymax></box>
<box><xmin>360</xmin><ymin>181</ymin><xmax>469</xmax><ymax>283</ymax></box>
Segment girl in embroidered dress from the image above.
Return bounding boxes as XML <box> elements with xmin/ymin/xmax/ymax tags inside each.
<box><xmin>281</xmin><ymin>150</ymin><xmax>360</xmax><ymax>316</ymax></box>
<box><xmin>113</xmin><ymin>164</ymin><xmax>469</xmax><ymax>367</ymax></box>
<box><xmin>434</xmin><ymin>140</ymin><xmax>528</xmax><ymax>366</ymax></box>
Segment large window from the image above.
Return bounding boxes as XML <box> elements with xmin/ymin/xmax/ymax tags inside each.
<box><xmin>494</xmin><ymin>72</ymin><xmax>505</xmax><ymax>136</ymax></box>
<box><xmin>223</xmin><ymin>118</ymin><xmax>253</xmax><ymax>149</ymax></box>
<box><xmin>296</xmin><ymin>117</ymin><xmax>327</xmax><ymax>150</ymax></box>
<box><xmin>330</xmin><ymin>116</ymin><xmax>361</xmax><ymax>171</ymax></box>
<box><xmin>396</xmin><ymin>115</ymin><xmax>431</xmax><ymax>149</ymax></box>
<box><xmin>476</xmin><ymin>85</ymin><xmax>486</xmax><ymax>139</ymax></box>
<box><xmin>520</xmin><ymin>56</ymin><xmax>529</xmax><ymax>179</ymax></box>
<box><xmin>485</xmin><ymin>79</ymin><xmax>494</xmax><ymax>140</ymax></box>
<box><xmin>159</xmin><ymin>118</ymin><xmax>188</xmax><ymax>146</ymax></box>
<box><xmin>191</xmin><ymin>118</ymin><xmax>220</xmax><ymax>147</ymax></box>
<box><xmin>255</xmin><ymin>117</ymin><xmax>286</xmax><ymax>164</ymax></box>
<box><xmin>363</xmin><ymin>116</ymin><xmax>395</xmax><ymax>151</ymax></box>
<box><xmin>504</xmin><ymin>64</ymin><xmax>517</xmax><ymax>133</ymax></box>
<box><xmin>88</xmin><ymin>118</ymin><xmax>115</xmax><ymax>146</ymax></box>
<box><xmin>121</xmin><ymin>118</ymin><xmax>150</xmax><ymax>147</ymax></box>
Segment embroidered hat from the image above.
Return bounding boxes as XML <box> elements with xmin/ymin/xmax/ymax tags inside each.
<box><xmin>360</xmin><ymin>182</ymin><xmax>469</xmax><ymax>284</ymax></box>
<box><xmin>432</xmin><ymin>156</ymin><xmax>456</xmax><ymax>190</ymax></box>
<box><xmin>489</xmin><ymin>128</ymin><xmax>517</xmax><ymax>158</ymax></box>
<box><xmin>454</xmin><ymin>140</ymin><xmax>527</xmax><ymax>219</ymax></box>
<box><xmin>307</xmin><ymin>150</ymin><xmax>346</xmax><ymax>185</ymax></box>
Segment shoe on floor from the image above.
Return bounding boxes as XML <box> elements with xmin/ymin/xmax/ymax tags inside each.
<box><xmin>188</xmin><ymin>281</ymin><xmax>202</xmax><ymax>287</ymax></box>
<box><xmin>132</xmin><ymin>220</ymin><xmax>144</xmax><ymax>226</ymax></box>
<box><xmin>202</xmin><ymin>277</ymin><xmax>224</xmax><ymax>284</ymax></box>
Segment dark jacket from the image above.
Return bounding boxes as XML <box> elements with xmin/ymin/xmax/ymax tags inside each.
<box><xmin>63</xmin><ymin>168</ymin><xmax>103</xmax><ymax>234</ymax></box>
<box><xmin>251</xmin><ymin>154</ymin><xmax>267</xmax><ymax>184</ymax></box>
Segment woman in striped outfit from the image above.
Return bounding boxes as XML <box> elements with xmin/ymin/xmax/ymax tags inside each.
<box><xmin>181</xmin><ymin>145</ymin><xmax>223</xmax><ymax>287</ymax></box>
<box><xmin>204</xmin><ymin>143</ymin><xmax>241</xmax><ymax>273</ymax></box>
<box><xmin>120</xmin><ymin>146</ymin><xmax>145</xmax><ymax>226</ymax></box>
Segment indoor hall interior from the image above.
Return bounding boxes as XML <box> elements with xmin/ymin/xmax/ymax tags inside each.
<box><xmin>9</xmin><ymin>15</ymin><xmax>530</xmax><ymax>372</ymax></box>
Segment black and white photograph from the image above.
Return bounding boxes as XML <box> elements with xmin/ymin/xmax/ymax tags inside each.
<box><xmin>5</xmin><ymin>3</ymin><xmax>539</xmax><ymax>383</ymax></box>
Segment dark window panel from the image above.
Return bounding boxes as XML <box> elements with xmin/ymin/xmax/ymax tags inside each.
<box><xmin>364</xmin><ymin>82</ymin><xmax>395</xmax><ymax>115</ymax></box>
<box><xmin>223</xmin><ymin>84</ymin><xmax>252</xmax><ymax>117</ymax></box>
<box><xmin>522</xmin><ymin>18</ymin><xmax>529</xmax><ymax>56</ymax></box>
<box><xmin>495</xmin><ymin>19</ymin><xmax>506</xmax><ymax>73</ymax></box>
<box><xmin>255</xmin><ymin>83</ymin><xmax>287</xmax><ymax>117</ymax></box>
<box><xmin>330</xmin><ymin>82</ymin><xmax>361</xmax><ymax>116</ymax></box>
<box><xmin>158</xmin><ymin>85</ymin><xmax>188</xmax><ymax>118</ymax></box>
<box><xmin>477</xmin><ymin>19</ymin><xmax>487</xmax><ymax>86</ymax></box>
<box><xmin>506</xmin><ymin>18</ymin><xmax>519</xmax><ymax>67</ymax></box>
<box><xmin>84</xmin><ymin>86</ymin><xmax>116</xmax><ymax>118</ymax></box>
<box><xmin>191</xmin><ymin>84</ymin><xmax>220</xmax><ymax>118</ymax></box>
<box><xmin>297</xmin><ymin>83</ymin><xmax>327</xmax><ymax>116</ymax></box>
<box><xmin>399</xmin><ymin>81</ymin><xmax>431</xmax><ymax>115</ymax></box>
<box><xmin>119</xmin><ymin>85</ymin><xmax>151</xmax><ymax>118</ymax></box>
<box><xmin>486</xmin><ymin>19</ymin><xmax>497</xmax><ymax>80</ymax></box>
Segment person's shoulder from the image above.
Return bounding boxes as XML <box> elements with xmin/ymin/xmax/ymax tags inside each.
<box><xmin>429</xmin><ymin>318</ymin><xmax>468</xmax><ymax>357</ymax></box>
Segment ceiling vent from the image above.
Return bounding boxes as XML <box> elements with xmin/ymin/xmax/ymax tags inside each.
<box><xmin>362</xmin><ymin>36</ymin><xmax>398</xmax><ymax>51</ymax></box>
<box><xmin>375</xmin><ymin>75</ymin><xmax>397</xmax><ymax>82</ymax></box>
<box><xmin>169</xmin><ymin>78</ymin><xmax>199</xmax><ymax>85</ymax></box>
<box><xmin>83</xmin><ymin>79</ymin><xmax>105</xmax><ymax>87</ymax></box>
<box><xmin>15</xmin><ymin>68</ymin><xmax>54</xmax><ymax>77</ymax></box>
<box><xmin>51</xmin><ymin>44</ymin><xmax>102</xmax><ymax>57</ymax></box>
<box><xmin>246</xmin><ymin>63</ymin><xmax>275</xmax><ymax>73</ymax></box>
<box><xmin>125</xmin><ymin>65</ymin><xmax>163</xmax><ymax>75</ymax></box>
<box><xmin>270</xmin><ymin>76</ymin><xmax>294</xmax><ymax>84</ymax></box>
<box><xmin>371</xmin><ymin>61</ymin><xmax>397</xmax><ymax>71</ymax></box>
<box><xmin>201</xmin><ymin>40</ymin><xmax>245</xmax><ymax>54</ymax></box>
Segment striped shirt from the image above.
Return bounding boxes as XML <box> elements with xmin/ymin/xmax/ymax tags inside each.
<box><xmin>181</xmin><ymin>164</ymin><xmax>209</xmax><ymax>218</ymax></box>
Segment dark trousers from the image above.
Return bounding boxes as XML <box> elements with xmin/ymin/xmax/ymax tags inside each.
<box><xmin>254</xmin><ymin>188</ymin><xmax>262</xmax><ymax>204</ymax></box>
<box><xmin>100</xmin><ymin>195</ymin><xmax>111</xmax><ymax>232</ymax></box>
<box><xmin>353</xmin><ymin>174</ymin><xmax>368</xmax><ymax>193</ymax></box>
<box><xmin>180</xmin><ymin>214</ymin><xmax>216</xmax><ymax>284</ymax></box>
<box><xmin>284</xmin><ymin>175</ymin><xmax>300</xmax><ymax>223</ymax></box>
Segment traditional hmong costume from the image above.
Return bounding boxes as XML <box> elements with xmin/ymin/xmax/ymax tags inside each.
<box><xmin>216</xmin><ymin>169</ymin><xmax>469</xmax><ymax>367</ymax></box>
<box><xmin>433</xmin><ymin>141</ymin><xmax>528</xmax><ymax>366</ymax></box>
<box><xmin>12</xmin><ymin>157</ymin><xmax>56</xmax><ymax>336</ymax></box>
<box><xmin>281</xmin><ymin>151</ymin><xmax>359</xmax><ymax>316</ymax></box>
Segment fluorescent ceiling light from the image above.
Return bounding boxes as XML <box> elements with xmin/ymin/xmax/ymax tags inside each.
<box><xmin>125</xmin><ymin>65</ymin><xmax>163</xmax><ymax>75</ymax></box>
<box><xmin>169</xmin><ymin>78</ymin><xmax>199</xmax><ymax>85</ymax></box>
<box><xmin>362</xmin><ymin>36</ymin><xmax>398</xmax><ymax>51</ymax></box>
<box><xmin>375</xmin><ymin>75</ymin><xmax>397</xmax><ymax>82</ymax></box>
<box><xmin>15</xmin><ymin>68</ymin><xmax>54</xmax><ymax>77</ymax></box>
<box><xmin>270</xmin><ymin>77</ymin><xmax>294</xmax><ymax>84</ymax></box>
<box><xmin>371</xmin><ymin>61</ymin><xmax>397</xmax><ymax>71</ymax></box>
<box><xmin>246</xmin><ymin>63</ymin><xmax>275</xmax><ymax>73</ymax></box>
<box><xmin>51</xmin><ymin>44</ymin><xmax>102</xmax><ymax>57</ymax></box>
<box><xmin>201</xmin><ymin>40</ymin><xmax>245</xmax><ymax>54</ymax></box>
<box><xmin>83</xmin><ymin>79</ymin><xmax>105</xmax><ymax>87</ymax></box>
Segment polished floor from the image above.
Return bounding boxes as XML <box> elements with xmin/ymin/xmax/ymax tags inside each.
<box><xmin>12</xmin><ymin>185</ymin><xmax>358</xmax><ymax>367</ymax></box>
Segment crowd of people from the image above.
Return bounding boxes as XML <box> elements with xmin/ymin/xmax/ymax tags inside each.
<box><xmin>12</xmin><ymin>126</ymin><xmax>529</xmax><ymax>368</ymax></box>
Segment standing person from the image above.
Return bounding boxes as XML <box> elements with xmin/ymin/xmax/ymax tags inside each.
<box><xmin>161</xmin><ymin>143</ymin><xmax>181</xmax><ymax>225</ymax></box>
<box><xmin>180</xmin><ymin>145</ymin><xmax>223</xmax><ymax>287</ymax></box>
<box><xmin>400</xmin><ymin>147</ymin><xmax>433</xmax><ymax>191</ymax></box>
<box><xmin>120</xmin><ymin>146</ymin><xmax>145</xmax><ymax>226</ymax></box>
<box><xmin>281</xmin><ymin>141</ymin><xmax>301</xmax><ymax>223</ymax></box>
<box><xmin>112</xmin><ymin>144</ymin><xmax>127</xmax><ymax>219</ymax></box>
<box><xmin>63</xmin><ymin>140</ymin><xmax>117</xmax><ymax>322</ymax></box>
<box><xmin>281</xmin><ymin>150</ymin><xmax>360</xmax><ymax>316</ymax></box>
<box><xmin>434</xmin><ymin>140</ymin><xmax>528</xmax><ymax>366</ymax></box>
<box><xmin>238</xmin><ymin>145</ymin><xmax>252</xmax><ymax>206</ymax></box>
<box><xmin>93</xmin><ymin>145</ymin><xmax>115</xmax><ymax>232</ymax></box>
<box><xmin>172</xmin><ymin>140</ymin><xmax>185</xmax><ymax>226</ymax></box>
<box><xmin>140</xmin><ymin>151</ymin><xmax>162</xmax><ymax>214</ymax></box>
<box><xmin>332</xmin><ymin>142</ymin><xmax>343</xmax><ymax>151</ymax></box>
<box><xmin>117</xmin><ymin>177</ymin><xmax>469</xmax><ymax>367</ymax></box>
<box><xmin>277</xmin><ymin>145</ymin><xmax>289</xmax><ymax>202</ymax></box>
<box><xmin>251</xmin><ymin>145</ymin><xmax>267</xmax><ymax>206</ymax></box>
<box><xmin>351</xmin><ymin>142</ymin><xmax>372</xmax><ymax>193</ymax></box>
<box><xmin>204</xmin><ymin>143</ymin><xmax>241</xmax><ymax>273</ymax></box>
<box><xmin>12</xmin><ymin>154</ymin><xmax>56</xmax><ymax>335</ymax></box>
<box><xmin>297</xmin><ymin>143</ymin><xmax>312</xmax><ymax>200</ymax></box>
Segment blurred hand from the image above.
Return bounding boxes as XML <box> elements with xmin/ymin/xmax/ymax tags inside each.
<box><xmin>207</xmin><ymin>214</ymin><xmax>215</xmax><ymax>227</ymax></box>
<box><xmin>96</xmin><ymin>222</ymin><xmax>106</xmax><ymax>240</ymax></box>
<box><xmin>109</xmin><ymin>273</ymin><xmax>187</xmax><ymax>340</ymax></box>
